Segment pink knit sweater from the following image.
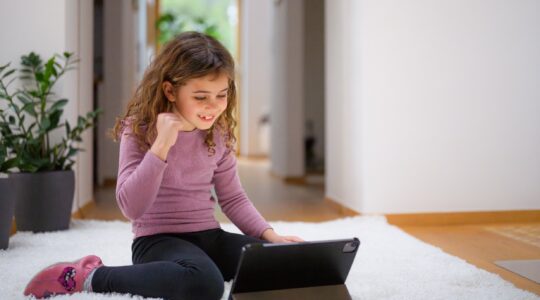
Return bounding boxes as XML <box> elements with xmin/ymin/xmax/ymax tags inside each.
<box><xmin>116</xmin><ymin>126</ymin><xmax>271</xmax><ymax>239</ymax></box>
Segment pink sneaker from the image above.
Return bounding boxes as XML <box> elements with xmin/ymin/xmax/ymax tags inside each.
<box><xmin>23</xmin><ymin>255</ymin><xmax>103</xmax><ymax>298</ymax></box>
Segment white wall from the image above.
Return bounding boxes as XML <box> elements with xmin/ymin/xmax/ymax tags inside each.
<box><xmin>325</xmin><ymin>0</ymin><xmax>361</xmax><ymax>211</ymax></box>
<box><xmin>270</xmin><ymin>0</ymin><xmax>305</xmax><ymax>177</ymax></box>
<box><xmin>0</xmin><ymin>0</ymin><xmax>94</xmax><ymax>212</ymax></box>
<box><xmin>326</xmin><ymin>0</ymin><xmax>540</xmax><ymax>213</ymax></box>
<box><xmin>240</xmin><ymin>0</ymin><xmax>273</xmax><ymax>157</ymax></box>
<box><xmin>70</xmin><ymin>0</ymin><xmax>94</xmax><ymax>212</ymax></box>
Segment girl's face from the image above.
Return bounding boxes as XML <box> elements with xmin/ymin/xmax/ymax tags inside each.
<box><xmin>165</xmin><ymin>73</ymin><xmax>229</xmax><ymax>131</ymax></box>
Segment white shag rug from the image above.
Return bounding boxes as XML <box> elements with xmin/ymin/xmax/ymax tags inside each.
<box><xmin>0</xmin><ymin>216</ymin><xmax>538</xmax><ymax>300</ymax></box>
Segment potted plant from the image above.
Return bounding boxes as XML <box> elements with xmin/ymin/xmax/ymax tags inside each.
<box><xmin>0</xmin><ymin>140</ymin><xmax>17</xmax><ymax>249</ymax></box>
<box><xmin>0</xmin><ymin>52</ymin><xmax>100</xmax><ymax>232</ymax></box>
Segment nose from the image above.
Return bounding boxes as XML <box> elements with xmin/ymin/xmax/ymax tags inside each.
<box><xmin>204</xmin><ymin>98</ymin><xmax>219</xmax><ymax>110</ymax></box>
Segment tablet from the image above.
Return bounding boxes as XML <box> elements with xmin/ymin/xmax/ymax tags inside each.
<box><xmin>229</xmin><ymin>237</ymin><xmax>360</xmax><ymax>300</ymax></box>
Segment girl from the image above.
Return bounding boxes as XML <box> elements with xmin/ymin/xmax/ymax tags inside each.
<box><xmin>24</xmin><ymin>31</ymin><xmax>302</xmax><ymax>300</ymax></box>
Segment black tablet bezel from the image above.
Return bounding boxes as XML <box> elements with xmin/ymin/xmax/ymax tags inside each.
<box><xmin>230</xmin><ymin>237</ymin><xmax>360</xmax><ymax>294</ymax></box>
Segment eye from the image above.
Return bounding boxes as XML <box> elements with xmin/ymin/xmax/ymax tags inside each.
<box><xmin>194</xmin><ymin>96</ymin><xmax>206</xmax><ymax>101</ymax></box>
<box><xmin>217</xmin><ymin>94</ymin><xmax>227</xmax><ymax>99</ymax></box>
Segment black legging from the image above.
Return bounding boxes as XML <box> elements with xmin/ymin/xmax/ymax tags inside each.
<box><xmin>91</xmin><ymin>228</ymin><xmax>265</xmax><ymax>300</ymax></box>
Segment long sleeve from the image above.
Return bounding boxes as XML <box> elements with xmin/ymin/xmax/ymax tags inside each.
<box><xmin>114</xmin><ymin>125</ymin><xmax>264</xmax><ymax>239</ymax></box>
<box><xmin>115</xmin><ymin>129</ymin><xmax>167</xmax><ymax>220</ymax></box>
<box><xmin>213</xmin><ymin>151</ymin><xmax>272</xmax><ymax>238</ymax></box>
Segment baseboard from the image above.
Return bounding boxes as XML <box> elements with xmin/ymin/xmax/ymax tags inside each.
<box><xmin>101</xmin><ymin>178</ymin><xmax>117</xmax><ymax>188</ymax></box>
<box><xmin>10</xmin><ymin>218</ymin><xmax>16</xmax><ymax>236</ymax></box>
<box><xmin>386</xmin><ymin>210</ymin><xmax>540</xmax><ymax>226</ymax></box>
<box><xmin>72</xmin><ymin>200</ymin><xmax>96</xmax><ymax>220</ymax></box>
<box><xmin>324</xmin><ymin>197</ymin><xmax>360</xmax><ymax>217</ymax></box>
<box><xmin>269</xmin><ymin>171</ymin><xmax>307</xmax><ymax>185</ymax></box>
<box><xmin>241</xmin><ymin>154</ymin><xmax>269</xmax><ymax>160</ymax></box>
<box><xmin>321</xmin><ymin>198</ymin><xmax>540</xmax><ymax>226</ymax></box>
<box><xmin>283</xmin><ymin>176</ymin><xmax>307</xmax><ymax>185</ymax></box>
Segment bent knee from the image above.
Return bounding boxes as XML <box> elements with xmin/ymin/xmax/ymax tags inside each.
<box><xmin>190</xmin><ymin>265</ymin><xmax>225</xmax><ymax>300</ymax></box>
<box><xmin>170</xmin><ymin>262</ymin><xmax>224</xmax><ymax>300</ymax></box>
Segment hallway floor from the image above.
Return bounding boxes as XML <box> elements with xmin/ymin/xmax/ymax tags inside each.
<box><xmin>82</xmin><ymin>158</ymin><xmax>540</xmax><ymax>296</ymax></box>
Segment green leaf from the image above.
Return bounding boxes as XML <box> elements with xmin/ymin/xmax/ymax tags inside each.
<box><xmin>0</xmin><ymin>148</ymin><xmax>6</xmax><ymax>162</ymax></box>
<box><xmin>0</xmin><ymin>62</ymin><xmax>10</xmax><ymax>72</ymax></box>
<box><xmin>21</xmin><ymin>103</ymin><xmax>37</xmax><ymax>116</ymax></box>
<box><xmin>39</xmin><ymin>80</ymin><xmax>50</xmax><ymax>95</ymax></box>
<box><xmin>77</xmin><ymin>116</ymin><xmax>85</xmax><ymax>128</ymax></box>
<box><xmin>49</xmin><ymin>98</ymin><xmax>68</xmax><ymax>112</ymax></box>
<box><xmin>28</xmin><ymin>90</ymin><xmax>40</xmax><ymax>98</ymax></box>
<box><xmin>0</xmin><ymin>157</ymin><xmax>18</xmax><ymax>172</ymax></box>
<box><xmin>35</xmin><ymin>72</ymin><xmax>44</xmax><ymax>82</ymax></box>
<box><xmin>19</xmin><ymin>162</ymin><xmax>39</xmax><ymax>173</ymax></box>
<box><xmin>8</xmin><ymin>103</ymin><xmax>21</xmax><ymax>114</ymax></box>
<box><xmin>88</xmin><ymin>108</ymin><xmax>102</xmax><ymax>118</ymax></box>
<box><xmin>1</xmin><ymin>69</ymin><xmax>15</xmax><ymax>80</ymax></box>
<box><xmin>41</xmin><ymin>116</ymin><xmax>51</xmax><ymax>131</ymax></box>
<box><xmin>67</xmin><ymin>147</ymin><xmax>78</xmax><ymax>157</ymax></box>
<box><xmin>45</xmin><ymin>57</ymin><xmax>57</xmax><ymax>77</ymax></box>
<box><xmin>4</xmin><ymin>76</ymin><xmax>16</xmax><ymax>90</ymax></box>
<box><xmin>28</xmin><ymin>123</ymin><xmax>36</xmax><ymax>132</ymax></box>
<box><xmin>21</xmin><ymin>52</ymin><xmax>42</xmax><ymax>69</ymax></box>
<box><xmin>9</xmin><ymin>102</ymin><xmax>20</xmax><ymax>114</ymax></box>
<box><xmin>49</xmin><ymin>109</ymin><xmax>62</xmax><ymax>129</ymax></box>
<box><xmin>17</xmin><ymin>94</ymin><xmax>32</xmax><ymax>104</ymax></box>
<box><xmin>19</xmin><ymin>114</ymin><xmax>25</xmax><ymax>127</ymax></box>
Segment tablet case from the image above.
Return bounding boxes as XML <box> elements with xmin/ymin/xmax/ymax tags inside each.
<box><xmin>229</xmin><ymin>238</ymin><xmax>359</xmax><ymax>300</ymax></box>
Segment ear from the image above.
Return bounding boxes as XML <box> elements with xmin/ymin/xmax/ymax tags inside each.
<box><xmin>162</xmin><ymin>81</ymin><xmax>176</xmax><ymax>102</ymax></box>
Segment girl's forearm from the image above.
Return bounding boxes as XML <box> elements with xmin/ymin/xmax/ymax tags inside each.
<box><xmin>150</xmin><ymin>140</ymin><xmax>171</xmax><ymax>161</ymax></box>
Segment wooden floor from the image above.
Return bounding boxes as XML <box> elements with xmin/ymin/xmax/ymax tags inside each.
<box><xmin>400</xmin><ymin>224</ymin><xmax>540</xmax><ymax>296</ymax></box>
<box><xmin>83</xmin><ymin>158</ymin><xmax>540</xmax><ymax>296</ymax></box>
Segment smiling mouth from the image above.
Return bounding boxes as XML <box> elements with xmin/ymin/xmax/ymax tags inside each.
<box><xmin>198</xmin><ymin>114</ymin><xmax>215</xmax><ymax>122</ymax></box>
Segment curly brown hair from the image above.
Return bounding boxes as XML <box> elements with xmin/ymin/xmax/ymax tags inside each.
<box><xmin>111</xmin><ymin>31</ymin><xmax>237</xmax><ymax>155</ymax></box>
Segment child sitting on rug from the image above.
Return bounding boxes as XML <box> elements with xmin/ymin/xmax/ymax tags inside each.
<box><xmin>24</xmin><ymin>31</ymin><xmax>303</xmax><ymax>300</ymax></box>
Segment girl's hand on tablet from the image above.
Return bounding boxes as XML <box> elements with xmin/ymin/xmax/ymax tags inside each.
<box><xmin>261</xmin><ymin>228</ymin><xmax>304</xmax><ymax>243</ymax></box>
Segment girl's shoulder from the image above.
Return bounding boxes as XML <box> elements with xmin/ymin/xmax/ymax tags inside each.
<box><xmin>118</xmin><ymin>117</ymin><xmax>152</xmax><ymax>149</ymax></box>
<box><xmin>119</xmin><ymin>117</ymin><xmax>148</xmax><ymax>135</ymax></box>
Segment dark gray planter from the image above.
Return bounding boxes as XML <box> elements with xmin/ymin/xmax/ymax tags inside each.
<box><xmin>0</xmin><ymin>175</ymin><xmax>17</xmax><ymax>249</ymax></box>
<box><xmin>13</xmin><ymin>170</ymin><xmax>74</xmax><ymax>232</ymax></box>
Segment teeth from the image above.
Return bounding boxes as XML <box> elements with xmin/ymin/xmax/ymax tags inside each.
<box><xmin>198</xmin><ymin>114</ymin><xmax>214</xmax><ymax>120</ymax></box>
